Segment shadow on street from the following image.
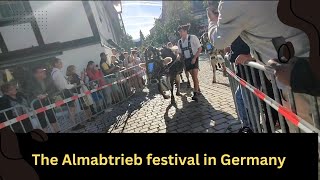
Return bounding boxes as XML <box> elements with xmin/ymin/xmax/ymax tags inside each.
<box><xmin>163</xmin><ymin>86</ymin><xmax>238</xmax><ymax>133</ymax></box>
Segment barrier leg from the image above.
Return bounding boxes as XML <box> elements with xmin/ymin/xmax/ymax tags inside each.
<box><xmin>46</xmin><ymin>98</ymin><xmax>61</xmax><ymax>133</ymax></box>
<box><xmin>270</xmin><ymin>76</ymin><xmax>288</xmax><ymax>133</ymax></box>
<box><xmin>59</xmin><ymin>90</ymin><xmax>77</xmax><ymax>130</ymax></box>
<box><xmin>287</xmin><ymin>91</ymin><xmax>300</xmax><ymax>133</ymax></box>
<box><xmin>259</xmin><ymin>70</ymin><xmax>276</xmax><ymax>133</ymax></box>
<box><xmin>239</xmin><ymin>65</ymin><xmax>256</xmax><ymax>131</ymax></box>
<box><xmin>75</xmin><ymin>88</ymin><xmax>90</xmax><ymax>122</ymax></box>
<box><xmin>37</xmin><ymin>99</ymin><xmax>55</xmax><ymax>133</ymax></box>
<box><xmin>244</xmin><ymin>66</ymin><xmax>262</xmax><ymax>133</ymax></box>
<box><xmin>224</xmin><ymin>61</ymin><xmax>242</xmax><ymax>132</ymax></box>
<box><xmin>251</xmin><ymin>68</ymin><xmax>269</xmax><ymax>133</ymax></box>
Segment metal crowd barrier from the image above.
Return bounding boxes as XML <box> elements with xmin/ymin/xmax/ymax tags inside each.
<box><xmin>0</xmin><ymin>65</ymin><xmax>146</xmax><ymax>133</ymax></box>
<box><xmin>0</xmin><ymin>105</ymin><xmax>42</xmax><ymax>133</ymax></box>
<box><xmin>224</xmin><ymin>58</ymin><xmax>320</xmax><ymax>138</ymax></box>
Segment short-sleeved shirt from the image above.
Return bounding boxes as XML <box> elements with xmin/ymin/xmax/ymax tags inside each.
<box><xmin>178</xmin><ymin>34</ymin><xmax>201</xmax><ymax>59</ymax></box>
<box><xmin>101</xmin><ymin>62</ymin><xmax>109</xmax><ymax>71</ymax></box>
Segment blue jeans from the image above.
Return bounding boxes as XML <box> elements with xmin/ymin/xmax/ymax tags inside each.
<box><xmin>235</xmin><ymin>85</ymin><xmax>250</xmax><ymax>128</ymax></box>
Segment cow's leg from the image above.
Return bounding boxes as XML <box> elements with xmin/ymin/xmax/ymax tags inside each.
<box><xmin>175</xmin><ymin>74</ymin><xmax>182</xmax><ymax>96</ymax></box>
<box><xmin>158</xmin><ymin>80</ymin><xmax>170</xmax><ymax>99</ymax></box>
<box><xmin>211</xmin><ymin>59</ymin><xmax>217</xmax><ymax>83</ymax></box>
<box><xmin>221</xmin><ymin>62</ymin><xmax>227</xmax><ymax>77</ymax></box>
<box><xmin>170</xmin><ymin>76</ymin><xmax>176</xmax><ymax>104</ymax></box>
<box><xmin>180</xmin><ymin>73</ymin><xmax>184</xmax><ymax>82</ymax></box>
<box><xmin>184</xmin><ymin>69</ymin><xmax>191</xmax><ymax>88</ymax></box>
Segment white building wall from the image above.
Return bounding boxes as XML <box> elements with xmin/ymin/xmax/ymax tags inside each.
<box><xmin>0</xmin><ymin>23</ymin><xmax>38</xmax><ymax>52</ymax></box>
<box><xmin>0</xmin><ymin>1</ymin><xmax>115</xmax><ymax>71</ymax></box>
<box><xmin>29</xmin><ymin>1</ymin><xmax>94</xmax><ymax>44</ymax></box>
<box><xmin>88</xmin><ymin>1</ymin><xmax>115</xmax><ymax>47</ymax></box>
<box><xmin>56</xmin><ymin>43</ymin><xmax>112</xmax><ymax>76</ymax></box>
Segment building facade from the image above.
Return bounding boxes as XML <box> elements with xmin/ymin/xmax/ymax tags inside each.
<box><xmin>0</xmin><ymin>1</ymin><xmax>124</xmax><ymax>79</ymax></box>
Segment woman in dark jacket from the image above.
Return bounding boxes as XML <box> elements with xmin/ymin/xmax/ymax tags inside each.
<box><xmin>0</xmin><ymin>83</ymin><xmax>34</xmax><ymax>133</ymax></box>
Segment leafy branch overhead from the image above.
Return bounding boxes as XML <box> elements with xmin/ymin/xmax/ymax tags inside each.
<box><xmin>143</xmin><ymin>1</ymin><xmax>202</xmax><ymax>47</ymax></box>
<box><xmin>119</xmin><ymin>33</ymin><xmax>135</xmax><ymax>52</ymax></box>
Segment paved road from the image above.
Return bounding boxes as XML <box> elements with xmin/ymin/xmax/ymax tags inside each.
<box><xmin>66</xmin><ymin>57</ymin><xmax>241</xmax><ymax>133</ymax></box>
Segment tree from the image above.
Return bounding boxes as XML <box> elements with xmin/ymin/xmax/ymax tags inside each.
<box><xmin>119</xmin><ymin>33</ymin><xmax>135</xmax><ymax>52</ymax></box>
<box><xmin>139</xmin><ymin>30</ymin><xmax>145</xmax><ymax>42</ymax></box>
<box><xmin>142</xmin><ymin>1</ymin><xmax>201</xmax><ymax>47</ymax></box>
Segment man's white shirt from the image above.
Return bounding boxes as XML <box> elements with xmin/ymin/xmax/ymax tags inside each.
<box><xmin>51</xmin><ymin>68</ymin><xmax>74</xmax><ymax>91</ymax></box>
<box><xmin>178</xmin><ymin>34</ymin><xmax>201</xmax><ymax>59</ymax></box>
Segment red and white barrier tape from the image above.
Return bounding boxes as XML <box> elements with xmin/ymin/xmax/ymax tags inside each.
<box><xmin>226</xmin><ymin>68</ymin><xmax>320</xmax><ymax>134</ymax></box>
<box><xmin>0</xmin><ymin>70</ymin><xmax>145</xmax><ymax>129</ymax></box>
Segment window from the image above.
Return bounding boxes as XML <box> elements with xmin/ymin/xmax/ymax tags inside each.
<box><xmin>0</xmin><ymin>1</ymin><xmax>25</xmax><ymax>19</ymax></box>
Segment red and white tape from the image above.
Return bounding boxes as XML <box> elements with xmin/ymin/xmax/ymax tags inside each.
<box><xmin>226</xmin><ymin>68</ymin><xmax>320</xmax><ymax>134</ymax></box>
<box><xmin>0</xmin><ymin>70</ymin><xmax>145</xmax><ymax>129</ymax></box>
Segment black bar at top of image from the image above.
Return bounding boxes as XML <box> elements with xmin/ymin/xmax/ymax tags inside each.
<box><xmin>14</xmin><ymin>133</ymin><xmax>318</xmax><ymax>179</ymax></box>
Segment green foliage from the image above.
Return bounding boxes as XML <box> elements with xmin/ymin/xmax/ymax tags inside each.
<box><xmin>139</xmin><ymin>30</ymin><xmax>145</xmax><ymax>42</ymax></box>
<box><xmin>119</xmin><ymin>33</ymin><xmax>135</xmax><ymax>52</ymax></box>
<box><xmin>142</xmin><ymin>1</ymin><xmax>201</xmax><ymax>47</ymax></box>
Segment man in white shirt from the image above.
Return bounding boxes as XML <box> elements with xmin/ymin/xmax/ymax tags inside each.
<box><xmin>51</xmin><ymin>58</ymin><xmax>85</xmax><ymax>131</ymax></box>
<box><xmin>207</xmin><ymin>1</ymin><xmax>312</xmax><ymax>132</ymax></box>
<box><xmin>177</xmin><ymin>24</ymin><xmax>202</xmax><ymax>101</ymax></box>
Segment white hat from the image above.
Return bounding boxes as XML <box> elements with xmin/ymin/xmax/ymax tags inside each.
<box><xmin>163</xmin><ymin>57</ymin><xmax>173</xmax><ymax>65</ymax></box>
<box><xmin>170</xmin><ymin>45</ymin><xmax>179</xmax><ymax>51</ymax></box>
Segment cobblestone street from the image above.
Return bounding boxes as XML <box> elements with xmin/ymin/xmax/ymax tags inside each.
<box><xmin>67</xmin><ymin>56</ymin><xmax>241</xmax><ymax>133</ymax></box>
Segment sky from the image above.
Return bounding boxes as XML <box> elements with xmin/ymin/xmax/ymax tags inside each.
<box><xmin>121</xmin><ymin>1</ymin><xmax>162</xmax><ymax>41</ymax></box>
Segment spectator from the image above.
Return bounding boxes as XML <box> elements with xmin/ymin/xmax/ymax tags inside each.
<box><xmin>177</xmin><ymin>23</ymin><xmax>202</xmax><ymax>101</ymax></box>
<box><xmin>134</xmin><ymin>47</ymin><xmax>140</xmax><ymax>58</ymax></box>
<box><xmin>109</xmin><ymin>55</ymin><xmax>125</xmax><ymax>102</ymax></box>
<box><xmin>66</xmin><ymin>65</ymin><xmax>96</xmax><ymax>122</ymax></box>
<box><xmin>268</xmin><ymin>0</ymin><xmax>320</xmax><ymax>97</ymax></box>
<box><xmin>130</xmin><ymin>49</ymin><xmax>145</xmax><ymax>87</ymax></box>
<box><xmin>100</xmin><ymin>52</ymin><xmax>120</xmax><ymax>76</ymax></box>
<box><xmin>0</xmin><ymin>83</ymin><xmax>33</xmax><ymax>133</ymax></box>
<box><xmin>25</xmin><ymin>65</ymin><xmax>60</xmax><ymax>132</ymax></box>
<box><xmin>86</xmin><ymin>61</ymin><xmax>107</xmax><ymax>113</ymax></box>
<box><xmin>51</xmin><ymin>58</ymin><xmax>85</xmax><ymax>131</ymax></box>
<box><xmin>99</xmin><ymin>52</ymin><xmax>120</xmax><ymax>104</ymax></box>
<box><xmin>227</xmin><ymin>36</ymin><xmax>283</xmax><ymax>133</ymax></box>
<box><xmin>123</xmin><ymin>52</ymin><xmax>130</xmax><ymax>68</ymax></box>
<box><xmin>119</xmin><ymin>48</ymin><xmax>125</xmax><ymax>64</ymax></box>
<box><xmin>111</xmin><ymin>48</ymin><xmax>119</xmax><ymax>58</ymax></box>
<box><xmin>207</xmin><ymin>1</ymin><xmax>311</xmax><ymax>132</ymax></box>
